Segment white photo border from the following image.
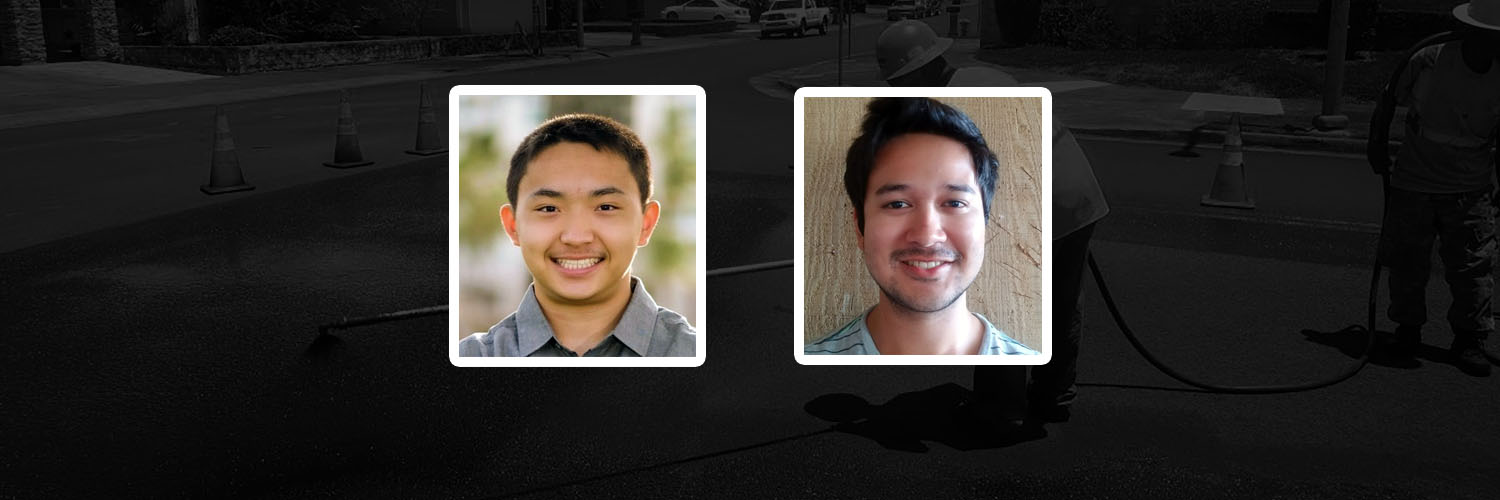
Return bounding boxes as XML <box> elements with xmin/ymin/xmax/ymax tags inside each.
<box><xmin>793</xmin><ymin>87</ymin><xmax>1053</xmax><ymax>366</ymax></box>
<box><xmin>448</xmin><ymin>85</ymin><xmax>708</xmax><ymax>368</ymax></box>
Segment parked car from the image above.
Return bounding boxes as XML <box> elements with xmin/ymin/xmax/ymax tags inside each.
<box><xmin>662</xmin><ymin>0</ymin><xmax>752</xmax><ymax>23</ymax></box>
<box><xmin>887</xmin><ymin>0</ymin><xmax>919</xmax><ymax>20</ymax></box>
<box><xmin>759</xmin><ymin>0</ymin><xmax>831</xmax><ymax>38</ymax></box>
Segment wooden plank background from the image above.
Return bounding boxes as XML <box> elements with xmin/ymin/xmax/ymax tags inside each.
<box><xmin>803</xmin><ymin>96</ymin><xmax>1044</xmax><ymax>351</ymax></box>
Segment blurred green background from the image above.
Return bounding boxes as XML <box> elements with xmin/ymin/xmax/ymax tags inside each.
<box><xmin>457</xmin><ymin>94</ymin><xmax>698</xmax><ymax>338</ymax></box>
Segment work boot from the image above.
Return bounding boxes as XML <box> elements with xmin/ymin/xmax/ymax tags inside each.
<box><xmin>1387</xmin><ymin>325</ymin><xmax>1422</xmax><ymax>366</ymax></box>
<box><xmin>1027</xmin><ymin>403</ymin><xmax>1071</xmax><ymax>424</ymax></box>
<box><xmin>1025</xmin><ymin>393</ymin><xmax>1072</xmax><ymax>424</ymax></box>
<box><xmin>1450</xmin><ymin>337</ymin><xmax>1492</xmax><ymax>377</ymax></box>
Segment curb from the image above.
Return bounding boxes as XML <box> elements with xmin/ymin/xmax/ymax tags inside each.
<box><xmin>757</xmin><ymin>75</ymin><xmax>1389</xmax><ymax>157</ymax></box>
<box><xmin>761</xmin><ymin>75</ymin><xmax>1389</xmax><ymax>157</ymax></box>
<box><xmin>1072</xmin><ymin>127</ymin><xmax>1387</xmax><ymax>157</ymax></box>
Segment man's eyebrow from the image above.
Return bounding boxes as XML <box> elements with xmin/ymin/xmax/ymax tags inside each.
<box><xmin>946</xmin><ymin>184</ymin><xmax>976</xmax><ymax>194</ymax></box>
<box><xmin>591</xmin><ymin>186</ymin><xmax>625</xmax><ymax>197</ymax></box>
<box><xmin>527</xmin><ymin>187</ymin><xmax>626</xmax><ymax>199</ymax></box>
<box><xmin>873</xmin><ymin>184</ymin><xmax>908</xmax><ymax>196</ymax></box>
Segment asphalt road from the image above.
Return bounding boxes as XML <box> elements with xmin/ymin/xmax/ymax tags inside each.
<box><xmin>3</xmin><ymin>16</ymin><xmax>1498</xmax><ymax>499</ymax></box>
<box><xmin>5</xmin><ymin>134</ymin><xmax>1496</xmax><ymax>498</ymax></box>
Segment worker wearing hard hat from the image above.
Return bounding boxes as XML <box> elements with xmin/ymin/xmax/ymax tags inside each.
<box><xmin>1376</xmin><ymin>0</ymin><xmax>1500</xmax><ymax>377</ymax></box>
<box><xmin>877</xmin><ymin>19</ymin><xmax>1020</xmax><ymax>87</ymax></box>
<box><xmin>875</xmin><ymin>20</ymin><xmax>1109</xmax><ymax>423</ymax></box>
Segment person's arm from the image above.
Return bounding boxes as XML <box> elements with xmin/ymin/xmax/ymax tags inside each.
<box><xmin>1393</xmin><ymin>44</ymin><xmax>1439</xmax><ymax>107</ymax></box>
<box><xmin>1370</xmin><ymin>44</ymin><xmax>1442</xmax><ymax>174</ymax></box>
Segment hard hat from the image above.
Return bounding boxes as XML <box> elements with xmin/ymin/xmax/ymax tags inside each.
<box><xmin>876</xmin><ymin>20</ymin><xmax>954</xmax><ymax>80</ymax></box>
<box><xmin>1454</xmin><ymin>0</ymin><xmax>1500</xmax><ymax>31</ymax></box>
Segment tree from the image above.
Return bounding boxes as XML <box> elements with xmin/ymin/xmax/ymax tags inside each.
<box><xmin>1318</xmin><ymin>0</ymin><xmax>1381</xmax><ymax>59</ymax></box>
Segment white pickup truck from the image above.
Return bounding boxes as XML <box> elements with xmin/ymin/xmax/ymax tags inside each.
<box><xmin>759</xmin><ymin>0</ymin><xmax>830</xmax><ymax>38</ymax></box>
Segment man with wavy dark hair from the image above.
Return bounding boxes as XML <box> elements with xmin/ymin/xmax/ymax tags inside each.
<box><xmin>805</xmin><ymin>97</ymin><xmax>1037</xmax><ymax>356</ymax></box>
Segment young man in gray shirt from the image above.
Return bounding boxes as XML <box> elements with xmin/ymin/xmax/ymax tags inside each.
<box><xmin>460</xmin><ymin>114</ymin><xmax>696</xmax><ymax>357</ymax></box>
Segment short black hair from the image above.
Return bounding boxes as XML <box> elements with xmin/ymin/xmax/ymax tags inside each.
<box><xmin>507</xmin><ymin>113</ymin><xmax>652</xmax><ymax>207</ymax></box>
<box><xmin>843</xmin><ymin>97</ymin><xmax>999</xmax><ymax>232</ymax></box>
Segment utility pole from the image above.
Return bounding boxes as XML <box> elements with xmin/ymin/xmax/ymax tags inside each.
<box><xmin>532</xmin><ymin>0</ymin><xmax>546</xmax><ymax>56</ymax></box>
<box><xmin>632</xmin><ymin>0</ymin><xmax>643</xmax><ymax>46</ymax></box>
<box><xmin>948</xmin><ymin>0</ymin><xmax>959</xmax><ymax>37</ymax></box>
<box><xmin>577</xmin><ymin>0</ymin><xmax>585</xmax><ymax>48</ymax></box>
<box><xmin>840</xmin><ymin>0</ymin><xmax>852</xmax><ymax>85</ymax></box>
<box><xmin>1314</xmin><ymin>0</ymin><xmax>1350</xmax><ymax>131</ymax></box>
<box><xmin>845</xmin><ymin>1</ymin><xmax>852</xmax><ymax>61</ymax></box>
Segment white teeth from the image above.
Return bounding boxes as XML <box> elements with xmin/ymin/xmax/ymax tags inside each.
<box><xmin>905</xmin><ymin>261</ymin><xmax>943</xmax><ymax>269</ymax></box>
<box><xmin>556</xmin><ymin>258</ymin><xmax>601</xmax><ymax>270</ymax></box>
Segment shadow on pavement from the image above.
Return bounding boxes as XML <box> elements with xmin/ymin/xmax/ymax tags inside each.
<box><xmin>804</xmin><ymin>383</ymin><xmax>1046</xmax><ymax>453</ymax></box>
<box><xmin>1299</xmin><ymin>324</ymin><xmax>1478</xmax><ymax>370</ymax></box>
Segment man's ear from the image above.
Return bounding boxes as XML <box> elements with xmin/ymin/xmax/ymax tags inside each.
<box><xmin>638</xmin><ymin>200</ymin><xmax>662</xmax><ymax>246</ymax></box>
<box><xmin>852</xmin><ymin>208</ymin><xmax>864</xmax><ymax>251</ymax></box>
<box><xmin>500</xmin><ymin>204</ymin><xmax>521</xmax><ymax>247</ymax></box>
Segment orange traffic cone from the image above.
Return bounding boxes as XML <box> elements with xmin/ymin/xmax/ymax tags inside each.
<box><xmin>200</xmin><ymin>107</ymin><xmax>255</xmax><ymax>195</ymax></box>
<box><xmin>1200</xmin><ymin>113</ymin><xmax>1255</xmax><ymax>209</ymax></box>
<box><xmin>405</xmin><ymin>83</ymin><xmax>447</xmax><ymax>156</ymax></box>
<box><xmin>324</xmin><ymin>90</ymin><xmax>374</xmax><ymax>169</ymax></box>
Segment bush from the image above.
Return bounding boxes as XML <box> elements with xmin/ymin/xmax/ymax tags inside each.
<box><xmin>1037</xmin><ymin>0</ymin><xmax>1126</xmax><ymax>50</ymax></box>
<box><xmin>311</xmin><ymin>22</ymin><xmax>361</xmax><ymax>41</ymax></box>
<box><xmin>1038</xmin><ymin>0</ymin><xmax>1273</xmax><ymax>49</ymax></box>
<box><xmin>1317</xmin><ymin>0</ymin><xmax>1381</xmax><ymax>57</ymax></box>
<box><xmin>1148</xmin><ymin>0</ymin><xmax>1272</xmax><ymax>49</ymax></box>
<box><xmin>207</xmin><ymin>25</ymin><xmax>273</xmax><ymax>46</ymax></box>
<box><xmin>356</xmin><ymin>0</ymin><xmax>439</xmax><ymax>35</ymax></box>
<box><xmin>203</xmin><ymin>0</ymin><xmax>378</xmax><ymax>42</ymax></box>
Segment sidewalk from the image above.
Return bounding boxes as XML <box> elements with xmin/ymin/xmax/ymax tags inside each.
<box><xmin>755</xmin><ymin>38</ymin><xmax>1394</xmax><ymax>156</ymax></box>
<box><xmin>3</xmin><ymin>20</ymin><xmax>1392</xmax><ymax>150</ymax></box>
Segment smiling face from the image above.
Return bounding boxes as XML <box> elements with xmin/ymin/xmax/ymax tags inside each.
<box><xmin>856</xmin><ymin>133</ymin><xmax>986</xmax><ymax>313</ymax></box>
<box><xmin>501</xmin><ymin>142</ymin><xmax>660</xmax><ymax>306</ymax></box>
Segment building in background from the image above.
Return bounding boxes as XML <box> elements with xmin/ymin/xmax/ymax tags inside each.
<box><xmin>1</xmin><ymin>0</ymin><xmax>119</xmax><ymax>64</ymax></box>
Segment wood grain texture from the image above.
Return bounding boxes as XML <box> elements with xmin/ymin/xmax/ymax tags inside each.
<box><xmin>803</xmin><ymin>96</ymin><xmax>1044</xmax><ymax>352</ymax></box>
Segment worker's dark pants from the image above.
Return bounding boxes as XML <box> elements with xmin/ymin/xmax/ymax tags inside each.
<box><xmin>1382</xmin><ymin>187</ymin><xmax>1495</xmax><ymax>342</ymax></box>
<box><xmin>975</xmin><ymin>223</ymin><xmax>1095</xmax><ymax>409</ymax></box>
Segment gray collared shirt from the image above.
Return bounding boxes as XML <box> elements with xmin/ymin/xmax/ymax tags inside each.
<box><xmin>459</xmin><ymin>277</ymin><xmax>696</xmax><ymax>357</ymax></box>
<box><xmin>805</xmin><ymin>307</ymin><xmax>1037</xmax><ymax>355</ymax></box>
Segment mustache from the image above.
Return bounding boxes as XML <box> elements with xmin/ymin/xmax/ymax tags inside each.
<box><xmin>889</xmin><ymin>247</ymin><xmax>960</xmax><ymax>261</ymax></box>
